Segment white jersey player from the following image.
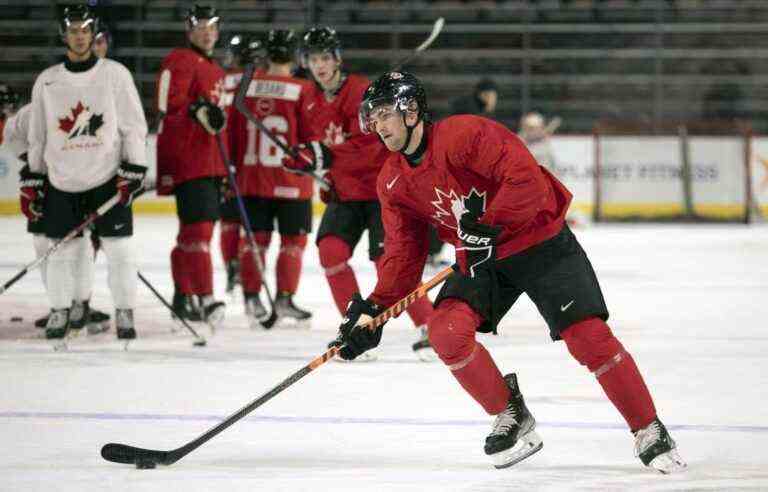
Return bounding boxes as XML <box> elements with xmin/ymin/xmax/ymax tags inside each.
<box><xmin>23</xmin><ymin>5</ymin><xmax>148</xmax><ymax>341</ymax></box>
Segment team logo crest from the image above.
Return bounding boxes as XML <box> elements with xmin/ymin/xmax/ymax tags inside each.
<box><xmin>58</xmin><ymin>101</ymin><xmax>104</xmax><ymax>140</ymax></box>
<box><xmin>431</xmin><ymin>187</ymin><xmax>487</xmax><ymax>230</ymax></box>
<box><xmin>255</xmin><ymin>97</ymin><xmax>275</xmax><ymax>117</ymax></box>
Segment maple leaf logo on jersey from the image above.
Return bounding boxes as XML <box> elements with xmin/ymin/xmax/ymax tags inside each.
<box><xmin>431</xmin><ymin>187</ymin><xmax>487</xmax><ymax>230</ymax></box>
<box><xmin>58</xmin><ymin>101</ymin><xmax>104</xmax><ymax>139</ymax></box>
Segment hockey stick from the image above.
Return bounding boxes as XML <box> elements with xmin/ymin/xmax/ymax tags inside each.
<box><xmin>233</xmin><ymin>64</ymin><xmax>330</xmax><ymax>191</ymax></box>
<box><xmin>391</xmin><ymin>17</ymin><xmax>445</xmax><ymax>71</ymax></box>
<box><xmin>214</xmin><ymin>133</ymin><xmax>278</xmax><ymax>329</ymax></box>
<box><xmin>1</xmin><ymin>185</ymin><xmax>152</xmax><ymax>296</ymax></box>
<box><xmin>137</xmin><ymin>271</ymin><xmax>207</xmax><ymax>347</ymax></box>
<box><xmin>1</xmin><ymin>194</ymin><xmax>121</xmax><ymax>296</ymax></box>
<box><xmin>100</xmin><ymin>265</ymin><xmax>453</xmax><ymax>468</ymax></box>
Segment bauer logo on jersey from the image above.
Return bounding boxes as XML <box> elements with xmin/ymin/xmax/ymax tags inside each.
<box><xmin>431</xmin><ymin>187</ymin><xmax>487</xmax><ymax>230</ymax></box>
<box><xmin>57</xmin><ymin>101</ymin><xmax>104</xmax><ymax>150</ymax></box>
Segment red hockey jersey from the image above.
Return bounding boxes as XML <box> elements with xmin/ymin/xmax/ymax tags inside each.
<box><xmin>229</xmin><ymin>70</ymin><xmax>315</xmax><ymax>200</ymax></box>
<box><xmin>301</xmin><ymin>73</ymin><xmax>386</xmax><ymax>202</ymax></box>
<box><xmin>369</xmin><ymin>115</ymin><xmax>573</xmax><ymax>307</ymax></box>
<box><xmin>155</xmin><ymin>47</ymin><xmax>228</xmax><ymax>195</ymax></box>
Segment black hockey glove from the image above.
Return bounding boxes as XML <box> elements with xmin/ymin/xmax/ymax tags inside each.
<box><xmin>327</xmin><ymin>293</ymin><xmax>386</xmax><ymax>361</ymax></box>
<box><xmin>116</xmin><ymin>162</ymin><xmax>147</xmax><ymax>206</ymax></box>
<box><xmin>19</xmin><ymin>165</ymin><xmax>46</xmax><ymax>222</ymax></box>
<box><xmin>456</xmin><ymin>211</ymin><xmax>501</xmax><ymax>278</ymax></box>
<box><xmin>283</xmin><ymin>141</ymin><xmax>332</xmax><ymax>174</ymax></box>
<box><xmin>189</xmin><ymin>98</ymin><xmax>226</xmax><ymax>135</ymax></box>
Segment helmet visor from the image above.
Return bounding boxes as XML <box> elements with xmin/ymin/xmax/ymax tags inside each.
<box><xmin>359</xmin><ymin>97</ymin><xmax>400</xmax><ymax>135</ymax></box>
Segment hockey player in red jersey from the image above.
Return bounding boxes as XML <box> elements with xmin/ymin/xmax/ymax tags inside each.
<box><xmin>332</xmin><ymin>71</ymin><xmax>687</xmax><ymax>473</ymax></box>
<box><xmin>218</xmin><ymin>34</ymin><xmax>263</xmax><ymax>295</ymax></box>
<box><xmin>156</xmin><ymin>5</ymin><xmax>227</xmax><ymax>327</ymax></box>
<box><xmin>285</xmin><ymin>27</ymin><xmax>434</xmax><ymax>360</ymax></box>
<box><xmin>228</xmin><ymin>29</ymin><xmax>315</xmax><ymax>327</ymax></box>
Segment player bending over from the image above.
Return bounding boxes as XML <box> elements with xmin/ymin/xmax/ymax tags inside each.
<box><xmin>330</xmin><ymin>71</ymin><xmax>686</xmax><ymax>473</ymax></box>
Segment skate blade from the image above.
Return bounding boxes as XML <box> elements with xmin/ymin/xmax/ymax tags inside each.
<box><xmin>274</xmin><ymin>317</ymin><xmax>311</xmax><ymax>330</ymax></box>
<box><xmin>205</xmin><ymin>308</ymin><xmax>226</xmax><ymax>334</ymax></box>
<box><xmin>648</xmin><ymin>449</ymin><xmax>687</xmax><ymax>474</ymax></box>
<box><xmin>491</xmin><ymin>430</ymin><xmax>544</xmax><ymax>469</ymax></box>
<box><xmin>52</xmin><ymin>339</ymin><xmax>69</xmax><ymax>352</ymax></box>
<box><xmin>413</xmin><ymin>346</ymin><xmax>438</xmax><ymax>362</ymax></box>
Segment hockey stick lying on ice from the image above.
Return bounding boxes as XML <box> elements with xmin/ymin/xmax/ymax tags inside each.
<box><xmin>137</xmin><ymin>271</ymin><xmax>207</xmax><ymax>347</ymax></box>
<box><xmin>233</xmin><ymin>63</ymin><xmax>330</xmax><ymax>191</ymax></box>
<box><xmin>100</xmin><ymin>265</ymin><xmax>454</xmax><ymax>468</ymax></box>
<box><xmin>392</xmin><ymin>17</ymin><xmax>445</xmax><ymax>71</ymax></box>
<box><xmin>0</xmin><ymin>185</ymin><xmax>152</xmax><ymax>296</ymax></box>
<box><xmin>214</xmin><ymin>133</ymin><xmax>279</xmax><ymax>329</ymax></box>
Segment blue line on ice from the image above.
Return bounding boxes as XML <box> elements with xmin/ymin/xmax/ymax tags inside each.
<box><xmin>0</xmin><ymin>411</ymin><xmax>765</xmax><ymax>433</ymax></box>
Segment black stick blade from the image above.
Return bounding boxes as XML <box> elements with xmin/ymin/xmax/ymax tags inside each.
<box><xmin>260</xmin><ymin>311</ymin><xmax>279</xmax><ymax>329</ymax></box>
<box><xmin>101</xmin><ymin>443</ymin><xmax>172</xmax><ymax>466</ymax></box>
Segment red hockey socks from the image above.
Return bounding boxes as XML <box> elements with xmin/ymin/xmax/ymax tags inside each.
<box><xmin>176</xmin><ymin>221</ymin><xmax>215</xmax><ymax>296</ymax></box>
<box><xmin>429</xmin><ymin>299</ymin><xmax>510</xmax><ymax>415</ymax></box>
<box><xmin>240</xmin><ymin>231</ymin><xmax>271</xmax><ymax>295</ymax></box>
<box><xmin>318</xmin><ymin>235</ymin><xmax>359</xmax><ymax>315</ymax></box>
<box><xmin>219</xmin><ymin>220</ymin><xmax>240</xmax><ymax>264</ymax></box>
<box><xmin>561</xmin><ymin>317</ymin><xmax>657</xmax><ymax>432</ymax></box>
<box><xmin>277</xmin><ymin>234</ymin><xmax>307</xmax><ymax>294</ymax></box>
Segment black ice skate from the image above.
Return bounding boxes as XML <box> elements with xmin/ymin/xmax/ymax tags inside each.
<box><xmin>225</xmin><ymin>259</ymin><xmax>241</xmax><ymax>294</ymax></box>
<box><xmin>275</xmin><ymin>292</ymin><xmax>311</xmax><ymax>328</ymax></box>
<box><xmin>244</xmin><ymin>293</ymin><xmax>268</xmax><ymax>329</ymax></box>
<box><xmin>201</xmin><ymin>297</ymin><xmax>226</xmax><ymax>332</ymax></box>
<box><xmin>87</xmin><ymin>307</ymin><xmax>111</xmax><ymax>335</ymax></box>
<box><xmin>634</xmin><ymin>418</ymin><xmax>687</xmax><ymax>474</ymax></box>
<box><xmin>485</xmin><ymin>373</ymin><xmax>543</xmax><ymax>469</ymax></box>
<box><xmin>171</xmin><ymin>291</ymin><xmax>202</xmax><ymax>322</ymax></box>
<box><xmin>411</xmin><ymin>326</ymin><xmax>437</xmax><ymax>362</ymax></box>
<box><xmin>45</xmin><ymin>308</ymin><xmax>70</xmax><ymax>340</ymax></box>
<box><xmin>69</xmin><ymin>300</ymin><xmax>91</xmax><ymax>332</ymax></box>
<box><xmin>116</xmin><ymin>308</ymin><xmax>136</xmax><ymax>341</ymax></box>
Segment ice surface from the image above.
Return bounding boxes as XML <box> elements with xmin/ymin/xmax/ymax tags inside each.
<box><xmin>1</xmin><ymin>216</ymin><xmax>767</xmax><ymax>491</ymax></box>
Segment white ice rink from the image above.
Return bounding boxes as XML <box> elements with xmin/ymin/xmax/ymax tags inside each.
<box><xmin>1</xmin><ymin>215</ymin><xmax>767</xmax><ymax>491</ymax></box>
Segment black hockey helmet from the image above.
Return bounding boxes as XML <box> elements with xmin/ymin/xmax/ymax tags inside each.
<box><xmin>301</xmin><ymin>26</ymin><xmax>342</xmax><ymax>65</ymax></box>
<box><xmin>227</xmin><ymin>34</ymin><xmax>263</xmax><ymax>66</ymax></box>
<box><xmin>94</xmin><ymin>24</ymin><xmax>112</xmax><ymax>45</ymax></box>
<box><xmin>186</xmin><ymin>4</ymin><xmax>220</xmax><ymax>30</ymax></box>
<box><xmin>359</xmin><ymin>71</ymin><xmax>429</xmax><ymax>135</ymax></box>
<box><xmin>58</xmin><ymin>4</ymin><xmax>99</xmax><ymax>37</ymax></box>
<box><xmin>265</xmin><ymin>29</ymin><xmax>298</xmax><ymax>64</ymax></box>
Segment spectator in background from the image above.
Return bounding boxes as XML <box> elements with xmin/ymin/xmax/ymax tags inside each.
<box><xmin>451</xmin><ymin>77</ymin><xmax>499</xmax><ymax>117</ymax></box>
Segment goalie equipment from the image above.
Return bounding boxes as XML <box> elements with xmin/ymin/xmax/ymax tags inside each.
<box><xmin>265</xmin><ymin>29</ymin><xmax>298</xmax><ymax>65</ymax></box>
<box><xmin>485</xmin><ymin>373</ymin><xmax>543</xmax><ymax>469</ymax></box>
<box><xmin>59</xmin><ymin>4</ymin><xmax>98</xmax><ymax>37</ymax></box>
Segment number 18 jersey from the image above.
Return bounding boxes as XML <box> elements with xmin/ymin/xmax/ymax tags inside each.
<box><xmin>229</xmin><ymin>70</ymin><xmax>315</xmax><ymax>200</ymax></box>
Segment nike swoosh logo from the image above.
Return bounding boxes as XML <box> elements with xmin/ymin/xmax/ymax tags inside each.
<box><xmin>560</xmin><ymin>300</ymin><xmax>574</xmax><ymax>312</ymax></box>
<box><xmin>386</xmin><ymin>175</ymin><xmax>400</xmax><ymax>190</ymax></box>
<box><xmin>114</xmin><ymin>224</ymin><xmax>126</xmax><ymax>230</ymax></box>
<box><xmin>307</xmin><ymin>103</ymin><xmax>315</xmax><ymax>111</ymax></box>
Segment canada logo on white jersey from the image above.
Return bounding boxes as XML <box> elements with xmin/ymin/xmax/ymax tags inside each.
<box><xmin>58</xmin><ymin>101</ymin><xmax>104</xmax><ymax>151</ymax></box>
<box><xmin>431</xmin><ymin>187</ymin><xmax>487</xmax><ymax>230</ymax></box>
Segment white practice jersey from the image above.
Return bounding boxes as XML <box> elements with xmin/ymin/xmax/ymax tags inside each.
<box><xmin>2</xmin><ymin>103</ymin><xmax>32</xmax><ymax>160</ymax></box>
<box><xmin>28</xmin><ymin>58</ymin><xmax>147</xmax><ymax>192</ymax></box>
